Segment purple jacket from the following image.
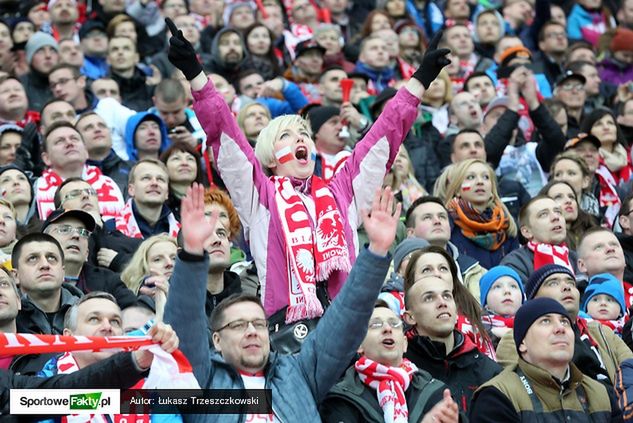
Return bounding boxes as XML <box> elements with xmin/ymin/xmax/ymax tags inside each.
<box><xmin>193</xmin><ymin>80</ymin><xmax>420</xmax><ymax>316</ymax></box>
<box><xmin>598</xmin><ymin>58</ymin><xmax>633</xmax><ymax>86</ymax></box>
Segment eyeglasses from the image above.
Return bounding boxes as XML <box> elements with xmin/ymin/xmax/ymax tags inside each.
<box><xmin>62</xmin><ymin>188</ymin><xmax>97</xmax><ymax>203</ymax></box>
<box><xmin>49</xmin><ymin>224</ymin><xmax>91</xmax><ymax>239</ymax></box>
<box><xmin>49</xmin><ymin>77</ymin><xmax>76</xmax><ymax>90</ymax></box>
<box><xmin>560</xmin><ymin>83</ymin><xmax>585</xmax><ymax>92</ymax></box>
<box><xmin>368</xmin><ymin>318</ymin><xmax>404</xmax><ymax>330</ymax></box>
<box><xmin>215</xmin><ymin>319</ymin><xmax>269</xmax><ymax>332</ymax></box>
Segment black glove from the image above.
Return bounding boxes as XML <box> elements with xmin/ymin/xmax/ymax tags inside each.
<box><xmin>412</xmin><ymin>30</ymin><xmax>451</xmax><ymax>89</ymax></box>
<box><xmin>165</xmin><ymin>18</ymin><xmax>203</xmax><ymax>81</ymax></box>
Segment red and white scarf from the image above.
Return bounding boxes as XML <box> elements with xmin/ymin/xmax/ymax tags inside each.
<box><xmin>526</xmin><ymin>241</ymin><xmax>572</xmax><ymax>272</ymax></box>
<box><xmin>36</xmin><ymin>165</ymin><xmax>125</xmax><ymax>221</ymax></box>
<box><xmin>115</xmin><ymin>199</ymin><xmax>181</xmax><ymax>239</ymax></box>
<box><xmin>273</xmin><ymin>175</ymin><xmax>350</xmax><ymax>323</ymax></box>
<box><xmin>355</xmin><ymin>356</ymin><xmax>417</xmax><ymax>423</ymax></box>
<box><xmin>595</xmin><ymin>164</ymin><xmax>622</xmax><ymax>227</ymax></box>
<box><xmin>55</xmin><ymin>352</ymin><xmax>150</xmax><ymax>423</ymax></box>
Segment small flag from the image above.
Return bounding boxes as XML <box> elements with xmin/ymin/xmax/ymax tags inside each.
<box><xmin>275</xmin><ymin>146</ymin><xmax>294</xmax><ymax>164</ymax></box>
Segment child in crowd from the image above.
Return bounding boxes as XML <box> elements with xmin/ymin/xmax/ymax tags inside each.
<box><xmin>581</xmin><ymin>273</ymin><xmax>628</xmax><ymax>336</ymax></box>
<box><xmin>479</xmin><ymin>265</ymin><xmax>525</xmax><ymax>347</ymax></box>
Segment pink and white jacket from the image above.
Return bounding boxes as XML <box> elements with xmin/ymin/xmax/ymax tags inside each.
<box><xmin>193</xmin><ymin>80</ymin><xmax>420</xmax><ymax>316</ymax></box>
<box><xmin>35</xmin><ymin>165</ymin><xmax>125</xmax><ymax>221</ymax></box>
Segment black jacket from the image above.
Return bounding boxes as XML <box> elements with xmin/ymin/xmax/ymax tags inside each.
<box><xmin>205</xmin><ymin>271</ymin><xmax>243</xmax><ymax>343</ymax></box>
<box><xmin>86</xmin><ymin>150</ymin><xmax>132</xmax><ymax>196</ymax></box>
<box><xmin>531</xmin><ymin>51</ymin><xmax>565</xmax><ymax>88</ymax></box>
<box><xmin>110</xmin><ymin>67</ymin><xmax>154</xmax><ymax>111</ymax></box>
<box><xmin>73</xmin><ymin>262</ymin><xmax>137</xmax><ymax>309</ymax></box>
<box><xmin>1</xmin><ymin>352</ymin><xmax>148</xmax><ymax>417</ymax></box>
<box><xmin>485</xmin><ymin>104</ymin><xmax>567</xmax><ymax>172</ymax></box>
<box><xmin>320</xmin><ymin>365</ymin><xmax>447</xmax><ymax>422</ymax></box>
<box><xmin>88</xmin><ymin>220</ymin><xmax>143</xmax><ymax>273</ymax></box>
<box><xmin>19</xmin><ymin>69</ymin><xmax>54</xmax><ymax>113</ymax></box>
<box><xmin>617</xmin><ymin>233</ymin><xmax>633</xmax><ymax>285</ymax></box>
<box><xmin>404</xmin><ymin>330</ymin><xmax>501</xmax><ymax>412</ymax></box>
<box><xmin>15</xmin><ymin>285</ymin><xmax>82</xmax><ymax>335</ymax></box>
<box><xmin>498</xmin><ymin>177</ymin><xmax>531</xmax><ymax>223</ymax></box>
<box><xmin>407</xmin><ymin>120</ymin><xmax>442</xmax><ymax>193</ymax></box>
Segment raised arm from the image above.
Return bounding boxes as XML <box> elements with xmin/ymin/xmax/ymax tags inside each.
<box><xmin>330</xmin><ymin>32</ymin><xmax>451</xmax><ymax>213</ymax></box>
<box><xmin>296</xmin><ymin>187</ymin><xmax>401</xmax><ymax>402</ymax></box>
<box><xmin>164</xmin><ymin>183</ymin><xmax>216</xmax><ymax>385</ymax></box>
<box><xmin>166</xmin><ymin>18</ymin><xmax>272</xmax><ymax>221</ymax></box>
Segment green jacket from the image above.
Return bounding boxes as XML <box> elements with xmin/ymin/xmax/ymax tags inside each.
<box><xmin>470</xmin><ymin>359</ymin><xmax>615</xmax><ymax>422</ymax></box>
<box><xmin>496</xmin><ymin>320</ymin><xmax>633</xmax><ymax>384</ymax></box>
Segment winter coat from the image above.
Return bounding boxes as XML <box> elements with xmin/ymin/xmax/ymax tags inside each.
<box><xmin>19</xmin><ymin>70</ymin><xmax>54</xmax><ymax>113</ymax></box>
<box><xmin>194</xmin><ymin>78</ymin><xmax>418</xmax><ymax>317</ymax></box>
<box><xmin>500</xmin><ymin>246</ymin><xmax>580</xmax><ymax>287</ymax></box>
<box><xmin>320</xmin><ymin>365</ymin><xmax>447</xmax><ymax>422</ymax></box>
<box><xmin>449</xmin><ymin>221</ymin><xmax>519</xmax><ymax>270</ymax></box>
<box><xmin>88</xmin><ymin>219</ymin><xmax>143</xmax><ymax>273</ymax></box>
<box><xmin>204</xmin><ymin>28</ymin><xmax>252</xmax><ymax>84</ymax></box>
<box><xmin>16</xmin><ymin>285</ymin><xmax>82</xmax><ymax>335</ymax></box>
<box><xmin>599</xmin><ymin>57</ymin><xmax>633</xmax><ymax>87</ymax></box>
<box><xmin>74</xmin><ymin>262</ymin><xmax>137</xmax><ymax>309</ymax></box>
<box><xmin>404</xmin><ymin>330</ymin><xmax>502</xmax><ymax>412</ymax></box>
<box><xmin>406</xmin><ymin>120</ymin><xmax>442</xmax><ymax>193</ymax></box>
<box><xmin>110</xmin><ymin>67</ymin><xmax>155</xmax><ymax>111</ymax></box>
<box><xmin>124</xmin><ymin>111</ymin><xmax>171</xmax><ymax>162</ymax></box>
<box><xmin>495</xmin><ymin>321</ymin><xmax>633</xmax><ymax>385</ymax></box>
<box><xmin>470</xmin><ymin>359</ymin><xmax>620</xmax><ymax>422</ymax></box>
<box><xmin>163</xmin><ymin>245</ymin><xmax>393</xmax><ymax>423</ymax></box>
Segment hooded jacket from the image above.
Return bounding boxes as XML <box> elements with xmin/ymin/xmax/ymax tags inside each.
<box><xmin>205</xmin><ymin>28</ymin><xmax>252</xmax><ymax>84</ymax></box>
<box><xmin>124</xmin><ymin>112</ymin><xmax>170</xmax><ymax>162</ymax></box>
<box><xmin>404</xmin><ymin>330</ymin><xmax>502</xmax><ymax>412</ymax></box>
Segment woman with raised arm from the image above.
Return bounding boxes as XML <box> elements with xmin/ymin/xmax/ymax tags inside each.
<box><xmin>164</xmin><ymin>18</ymin><xmax>450</xmax><ymax>327</ymax></box>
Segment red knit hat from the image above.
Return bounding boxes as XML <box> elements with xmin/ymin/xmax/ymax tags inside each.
<box><xmin>611</xmin><ymin>27</ymin><xmax>633</xmax><ymax>52</ymax></box>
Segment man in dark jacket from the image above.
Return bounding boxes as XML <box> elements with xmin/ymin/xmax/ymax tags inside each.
<box><xmin>403</xmin><ymin>275</ymin><xmax>501</xmax><ymax>412</ymax></box>
<box><xmin>53</xmin><ymin>177</ymin><xmax>142</xmax><ymax>273</ymax></box>
<box><xmin>13</xmin><ymin>233</ymin><xmax>81</xmax><ymax>334</ymax></box>
<box><xmin>501</xmin><ymin>195</ymin><xmax>580</xmax><ymax>285</ymax></box>
<box><xmin>76</xmin><ymin>112</ymin><xmax>131</xmax><ymax>194</ymax></box>
<box><xmin>20</xmin><ymin>32</ymin><xmax>59</xmax><ymax>112</ymax></box>
<box><xmin>48</xmin><ymin>63</ymin><xmax>98</xmax><ymax>114</ymax></box>
<box><xmin>41</xmin><ymin>208</ymin><xmax>136</xmax><ymax>309</ymax></box>
<box><xmin>617</xmin><ymin>193</ymin><xmax>633</xmax><ymax>284</ymax></box>
<box><xmin>107</xmin><ymin>36</ymin><xmax>154</xmax><ymax>111</ymax></box>
<box><xmin>320</xmin><ymin>304</ymin><xmax>459</xmax><ymax>422</ymax></box>
<box><xmin>470</xmin><ymin>298</ymin><xmax>622</xmax><ymax>422</ymax></box>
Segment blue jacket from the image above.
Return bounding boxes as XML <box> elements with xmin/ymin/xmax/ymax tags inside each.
<box><xmin>124</xmin><ymin>111</ymin><xmax>170</xmax><ymax>161</ymax></box>
<box><xmin>164</xmin><ymin>246</ymin><xmax>392</xmax><ymax>423</ymax></box>
<box><xmin>256</xmin><ymin>80</ymin><xmax>308</xmax><ymax>118</ymax></box>
<box><xmin>449</xmin><ymin>220</ymin><xmax>519</xmax><ymax>270</ymax></box>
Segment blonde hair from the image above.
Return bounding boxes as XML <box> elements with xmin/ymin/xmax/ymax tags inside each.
<box><xmin>120</xmin><ymin>234</ymin><xmax>178</xmax><ymax>294</ymax></box>
<box><xmin>0</xmin><ymin>199</ymin><xmax>17</xmax><ymax>220</ymax></box>
<box><xmin>444</xmin><ymin>159</ymin><xmax>517</xmax><ymax>237</ymax></box>
<box><xmin>386</xmin><ymin>146</ymin><xmax>426</xmax><ymax>194</ymax></box>
<box><xmin>237</xmin><ymin>103</ymin><xmax>271</xmax><ymax>138</ymax></box>
<box><xmin>254</xmin><ymin>114</ymin><xmax>311</xmax><ymax>171</ymax></box>
<box><xmin>433</xmin><ymin>164</ymin><xmax>456</xmax><ymax>203</ymax></box>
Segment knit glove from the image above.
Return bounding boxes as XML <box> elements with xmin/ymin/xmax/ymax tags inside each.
<box><xmin>412</xmin><ymin>30</ymin><xmax>451</xmax><ymax>89</ymax></box>
<box><xmin>165</xmin><ymin>18</ymin><xmax>203</xmax><ymax>81</ymax></box>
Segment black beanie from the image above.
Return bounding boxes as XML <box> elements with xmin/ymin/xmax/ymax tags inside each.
<box><xmin>513</xmin><ymin>298</ymin><xmax>571</xmax><ymax>353</ymax></box>
<box><xmin>525</xmin><ymin>264</ymin><xmax>575</xmax><ymax>300</ymax></box>
<box><xmin>307</xmin><ymin>106</ymin><xmax>340</xmax><ymax>135</ymax></box>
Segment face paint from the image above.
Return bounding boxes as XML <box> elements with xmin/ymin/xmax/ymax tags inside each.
<box><xmin>275</xmin><ymin>146</ymin><xmax>294</xmax><ymax>164</ymax></box>
<box><xmin>461</xmin><ymin>181</ymin><xmax>472</xmax><ymax>191</ymax></box>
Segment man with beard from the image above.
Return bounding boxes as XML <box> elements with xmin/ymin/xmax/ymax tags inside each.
<box><xmin>115</xmin><ymin>158</ymin><xmax>179</xmax><ymax>239</ymax></box>
<box><xmin>49</xmin><ymin>0</ymin><xmax>79</xmax><ymax>41</ymax></box>
<box><xmin>205</xmin><ymin>28</ymin><xmax>249</xmax><ymax>84</ymax></box>
<box><xmin>34</xmin><ymin>121</ymin><xmax>125</xmax><ymax>221</ymax></box>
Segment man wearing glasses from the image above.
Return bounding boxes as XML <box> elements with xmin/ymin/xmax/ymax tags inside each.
<box><xmin>42</xmin><ymin>208</ymin><xmax>136</xmax><ymax>309</ymax></box>
<box><xmin>553</xmin><ymin>71</ymin><xmax>587</xmax><ymax>138</ymax></box>
<box><xmin>48</xmin><ymin>63</ymin><xmax>95</xmax><ymax>114</ymax></box>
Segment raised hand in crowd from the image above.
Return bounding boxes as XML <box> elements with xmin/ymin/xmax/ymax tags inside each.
<box><xmin>340</xmin><ymin>102</ymin><xmax>365</xmax><ymax>131</ymax></box>
<box><xmin>506</xmin><ymin>66</ymin><xmax>528</xmax><ymax>112</ymax></box>
<box><xmin>406</xmin><ymin>30</ymin><xmax>451</xmax><ymax>98</ymax></box>
<box><xmin>169</xmin><ymin>126</ymin><xmax>198</xmax><ymax>149</ymax></box>
<box><xmin>132</xmin><ymin>322</ymin><xmax>179</xmax><ymax>369</ymax></box>
<box><xmin>165</xmin><ymin>18</ymin><xmax>204</xmax><ymax>86</ymax></box>
<box><xmin>258</xmin><ymin>77</ymin><xmax>284</xmax><ymax>98</ymax></box>
<box><xmin>420</xmin><ymin>389</ymin><xmax>459</xmax><ymax>423</ymax></box>
<box><xmin>519</xmin><ymin>68</ymin><xmax>540</xmax><ymax>111</ymax></box>
<box><xmin>361</xmin><ymin>186</ymin><xmax>401</xmax><ymax>256</ymax></box>
<box><xmin>180</xmin><ymin>182</ymin><xmax>216</xmax><ymax>256</ymax></box>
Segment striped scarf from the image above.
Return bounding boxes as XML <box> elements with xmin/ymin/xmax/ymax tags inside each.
<box><xmin>447</xmin><ymin>198</ymin><xmax>509</xmax><ymax>251</ymax></box>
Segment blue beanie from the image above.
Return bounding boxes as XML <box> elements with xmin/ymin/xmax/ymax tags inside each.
<box><xmin>525</xmin><ymin>264</ymin><xmax>576</xmax><ymax>300</ymax></box>
<box><xmin>581</xmin><ymin>273</ymin><xmax>626</xmax><ymax>318</ymax></box>
<box><xmin>514</xmin><ymin>298</ymin><xmax>571</xmax><ymax>353</ymax></box>
<box><xmin>392</xmin><ymin>238</ymin><xmax>430</xmax><ymax>274</ymax></box>
<box><xmin>479</xmin><ymin>265</ymin><xmax>524</xmax><ymax>306</ymax></box>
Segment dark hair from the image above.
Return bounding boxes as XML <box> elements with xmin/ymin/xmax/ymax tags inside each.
<box><xmin>154</xmin><ymin>78</ymin><xmax>187</xmax><ymax>103</ymax></box>
<box><xmin>566</xmin><ymin>60</ymin><xmax>595</xmax><ymax>75</ymax></box>
<box><xmin>48</xmin><ymin>63</ymin><xmax>81</xmax><ymax>79</ymax></box>
<box><xmin>12</xmin><ymin>232</ymin><xmax>64</xmax><ymax>268</ymax></box>
<box><xmin>209</xmin><ymin>293</ymin><xmax>265</xmax><ymax>332</ymax></box>
<box><xmin>243</xmin><ymin>23</ymin><xmax>281</xmax><ymax>75</ymax></box>
<box><xmin>40</xmin><ymin>99</ymin><xmax>76</xmax><ymax>130</ymax></box>
<box><xmin>159</xmin><ymin>142</ymin><xmax>203</xmax><ymax>185</ymax></box>
<box><xmin>621</xmin><ymin>192</ymin><xmax>633</xmax><ymax>216</ymax></box>
<box><xmin>450</xmin><ymin>128</ymin><xmax>483</xmax><ymax>153</ymax></box>
<box><xmin>53</xmin><ymin>176</ymin><xmax>88</xmax><ymax>209</ymax></box>
<box><xmin>403</xmin><ymin>245</ymin><xmax>489</xmax><ymax>343</ymax></box>
<box><xmin>538</xmin><ymin>180</ymin><xmax>598</xmax><ymax>249</ymax></box>
<box><xmin>463</xmin><ymin>72</ymin><xmax>494</xmax><ymax>92</ymax></box>
<box><xmin>580</xmin><ymin>108</ymin><xmax>627</xmax><ymax>147</ymax></box>
<box><xmin>537</xmin><ymin>20</ymin><xmax>566</xmax><ymax>42</ymax></box>
<box><xmin>43</xmin><ymin>121</ymin><xmax>82</xmax><ymax>152</ymax></box>
<box><xmin>235</xmin><ymin>69</ymin><xmax>264</xmax><ymax>94</ymax></box>
<box><xmin>405</xmin><ymin>196</ymin><xmax>446</xmax><ymax>228</ymax></box>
